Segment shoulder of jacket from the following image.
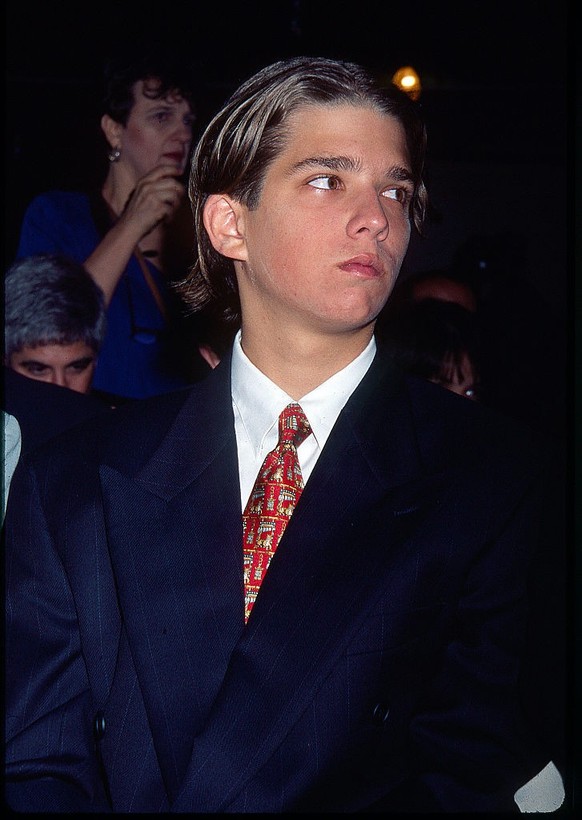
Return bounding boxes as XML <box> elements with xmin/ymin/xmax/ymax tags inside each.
<box><xmin>26</xmin><ymin>189</ymin><xmax>90</xmax><ymax>214</ymax></box>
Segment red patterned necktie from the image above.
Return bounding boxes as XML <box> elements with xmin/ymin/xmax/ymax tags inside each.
<box><xmin>243</xmin><ymin>402</ymin><xmax>312</xmax><ymax>622</ymax></box>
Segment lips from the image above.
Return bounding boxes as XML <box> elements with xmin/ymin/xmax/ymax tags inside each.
<box><xmin>162</xmin><ymin>152</ymin><xmax>184</xmax><ymax>166</ymax></box>
<box><xmin>338</xmin><ymin>255</ymin><xmax>383</xmax><ymax>277</ymax></box>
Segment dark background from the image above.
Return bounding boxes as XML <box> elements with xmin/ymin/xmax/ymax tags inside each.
<box><xmin>5</xmin><ymin>0</ymin><xmax>571</xmax><ymax>320</ymax></box>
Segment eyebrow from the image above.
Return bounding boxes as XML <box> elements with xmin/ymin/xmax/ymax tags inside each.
<box><xmin>19</xmin><ymin>356</ymin><xmax>95</xmax><ymax>367</ymax></box>
<box><xmin>290</xmin><ymin>155</ymin><xmax>413</xmax><ymax>182</ymax></box>
<box><xmin>19</xmin><ymin>359</ymin><xmax>50</xmax><ymax>368</ymax></box>
<box><xmin>145</xmin><ymin>102</ymin><xmax>175</xmax><ymax>111</ymax></box>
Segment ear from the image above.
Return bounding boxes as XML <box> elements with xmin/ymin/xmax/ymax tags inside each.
<box><xmin>203</xmin><ymin>194</ymin><xmax>248</xmax><ymax>262</ymax></box>
<box><xmin>100</xmin><ymin>114</ymin><xmax>123</xmax><ymax>150</ymax></box>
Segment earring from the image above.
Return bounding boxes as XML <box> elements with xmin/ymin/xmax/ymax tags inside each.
<box><xmin>108</xmin><ymin>146</ymin><xmax>121</xmax><ymax>163</ymax></box>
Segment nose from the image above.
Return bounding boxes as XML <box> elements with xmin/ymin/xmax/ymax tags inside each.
<box><xmin>47</xmin><ymin>370</ymin><xmax>68</xmax><ymax>388</ymax></box>
<box><xmin>174</xmin><ymin>119</ymin><xmax>193</xmax><ymax>146</ymax></box>
<box><xmin>346</xmin><ymin>190</ymin><xmax>389</xmax><ymax>241</ymax></box>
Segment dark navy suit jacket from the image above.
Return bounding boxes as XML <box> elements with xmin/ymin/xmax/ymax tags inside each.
<box><xmin>2</xmin><ymin>366</ymin><xmax>112</xmax><ymax>458</ymax></box>
<box><xmin>4</xmin><ymin>348</ymin><xmax>549</xmax><ymax>812</ymax></box>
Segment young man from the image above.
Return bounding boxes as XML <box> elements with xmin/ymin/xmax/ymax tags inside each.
<box><xmin>5</xmin><ymin>57</ymin><xmax>553</xmax><ymax>812</ymax></box>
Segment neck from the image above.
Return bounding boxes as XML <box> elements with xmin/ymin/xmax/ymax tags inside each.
<box><xmin>101</xmin><ymin>165</ymin><xmax>136</xmax><ymax>217</ymax></box>
<box><xmin>239</xmin><ymin>322</ymin><xmax>375</xmax><ymax>400</ymax></box>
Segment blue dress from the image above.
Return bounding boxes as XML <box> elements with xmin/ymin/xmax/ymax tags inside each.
<box><xmin>16</xmin><ymin>190</ymin><xmax>195</xmax><ymax>400</ymax></box>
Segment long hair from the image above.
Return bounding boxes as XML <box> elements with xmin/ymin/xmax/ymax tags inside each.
<box><xmin>175</xmin><ymin>56</ymin><xmax>428</xmax><ymax>325</ymax></box>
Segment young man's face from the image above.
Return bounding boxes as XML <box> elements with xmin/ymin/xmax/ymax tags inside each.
<box><xmin>233</xmin><ymin>103</ymin><xmax>414</xmax><ymax>340</ymax></box>
<box><xmin>8</xmin><ymin>341</ymin><xmax>97</xmax><ymax>394</ymax></box>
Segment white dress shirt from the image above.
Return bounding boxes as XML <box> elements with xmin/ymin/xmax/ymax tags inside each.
<box><xmin>231</xmin><ymin>330</ymin><xmax>376</xmax><ymax>509</ymax></box>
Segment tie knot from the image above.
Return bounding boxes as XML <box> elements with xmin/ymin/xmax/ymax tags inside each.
<box><xmin>278</xmin><ymin>403</ymin><xmax>311</xmax><ymax>447</ymax></box>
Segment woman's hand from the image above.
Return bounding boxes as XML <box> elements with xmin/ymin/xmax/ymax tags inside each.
<box><xmin>85</xmin><ymin>164</ymin><xmax>186</xmax><ymax>304</ymax></box>
<box><xmin>119</xmin><ymin>164</ymin><xmax>187</xmax><ymax>240</ymax></box>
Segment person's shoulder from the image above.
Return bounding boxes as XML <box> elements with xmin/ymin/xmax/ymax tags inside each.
<box><xmin>2</xmin><ymin>367</ymin><xmax>111</xmax><ymax>454</ymax></box>
<box><xmin>19</xmin><ymin>191</ymin><xmax>93</xmax><ymax>239</ymax></box>
<box><xmin>104</xmin><ymin>386</ymin><xmax>195</xmax><ymax>432</ymax></box>
<box><xmin>17</xmin><ymin>190</ymin><xmax>99</xmax><ymax>258</ymax></box>
<box><xmin>25</xmin><ymin>385</ymin><xmax>200</xmax><ymax>473</ymax></box>
<box><xmin>405</xmin><ymin>373</ymin><xmax>545</xmax><ymax>474</ymax></box>
<box><xmin>26</xmin><ymin>354</ymin><xmax>231</xmax><ymax>467</ymax></box>
<box><xmin>24</xmin><ymin>189</ymin><xmax>91</xmax><ymax>216</ymax></box>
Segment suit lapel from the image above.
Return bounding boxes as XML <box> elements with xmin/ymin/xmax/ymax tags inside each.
<box><xmin>100</xmin><ymin>360</ymin><xmax>245</xmax><ymax>800</ymax></box>
<box><xmin>174</xmin><ymin>355</ymin><xmax>445</xmax><ymax>812</ymax></box>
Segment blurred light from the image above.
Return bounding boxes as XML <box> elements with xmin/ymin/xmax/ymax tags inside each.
<box><xmin>391</xmin><ymin>66</ymin><xmax>421</xmax><ymax>100</ymax></box>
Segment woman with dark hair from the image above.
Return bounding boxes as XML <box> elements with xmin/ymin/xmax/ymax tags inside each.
<box><xmin>15</xmin><ymin>52</ymin><xmax>201</xmax><ymax>401</ymax></box>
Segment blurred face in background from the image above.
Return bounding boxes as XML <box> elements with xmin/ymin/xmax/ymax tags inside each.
<box><xmin>412</xmin><ymin>276</ymin><xmax>477</xmax><ymax>313</ymax></box>
<box><xmin>8</xmin><ymin>341</ymin><xmax>97</xmax><ymax>393</ymax></box>
<box><xmin>431</xmin><ymin>352</ymin><xmax>480</xmax><ymax>400</ymax></box>
<box><xmin>115</xmin><ymin>79</ymin><xmax>195</xmax><ymax>180</ymax></box>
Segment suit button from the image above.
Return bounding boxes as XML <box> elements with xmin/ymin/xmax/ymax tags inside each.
<box><xmin>372</xmin><ymin>702</ymin><xmax>390</xmax><ymax>725</ymax></box>
<box><xmin>93</xmin><ymin>711</ymin><xmax>106</xmax><ymax>740</ymax></box>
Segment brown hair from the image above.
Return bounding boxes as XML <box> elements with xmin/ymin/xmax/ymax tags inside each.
<box><xmin>176</xmin><ymin>56</ymin><xmax>428</xmax><ymax>325</ymax></box>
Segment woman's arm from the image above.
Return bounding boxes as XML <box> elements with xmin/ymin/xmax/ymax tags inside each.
<box><xmin>86</xmin><ymin>164</ymin><xmax>186</xmax><ymax>304</ymax></box>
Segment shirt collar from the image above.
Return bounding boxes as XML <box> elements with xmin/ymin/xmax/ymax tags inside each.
<box><xmin>231</xmin><ymin>330</ymin><xmax>376</xmax><ymax>454</ymax></box>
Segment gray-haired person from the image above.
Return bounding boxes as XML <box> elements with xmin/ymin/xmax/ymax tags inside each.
<box><xmin>4</xmin><ymin>253</ymin><xmax>106</xmax><ymax>394</ymax></box>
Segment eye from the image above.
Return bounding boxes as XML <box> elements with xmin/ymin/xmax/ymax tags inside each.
<box><xmin>68</xmin><ymin>358</ymin><xmax>94</xmax><ymax>373</ymax></box>
<box><xmin>152</xmin><ymin>111</ymin><xmax>171</xmax><ymax>124</ymax></box>
<box><xmin>307</xmin><ymin>175</ymin><xmax>342</xmax><ymax>191</ymax></box>
<box><xmin>26</xmin><ymin>363</ymin><xmax>48</xmax><ymax>375</ymax></box>
<box><xmin>382</xmin><ymin>187</ymin><xmax>412</xmax><ymax>205</ymax></box>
